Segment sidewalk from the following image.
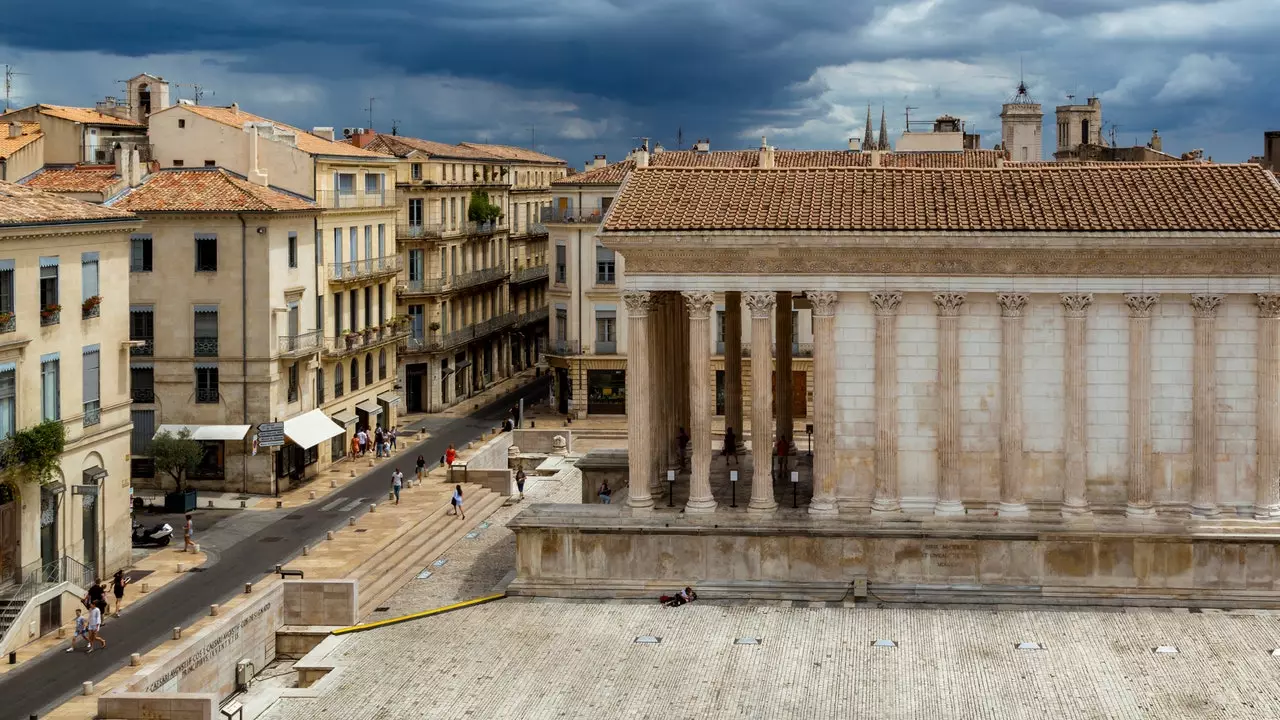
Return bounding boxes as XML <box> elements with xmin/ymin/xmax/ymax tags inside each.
<box><xmin>399</xmin><ymin>368</ymin><xmax>540</xmax><ymax>431</ymax></box>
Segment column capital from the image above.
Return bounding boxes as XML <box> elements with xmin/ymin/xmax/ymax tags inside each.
<box><xmin>1124</xmin><ymin>293</ymin><xmax>1160</xmax><ymax>318</ymax></box>
<box><xmin>1257</xmin><ymin>293</ymin><xmax>1280</xmax><ymax>318</ymax></box>
<box><xmin>998</xmin><ymin>292</ymin><xmax>1030</xmax><ymax>318</ymax></box>
<box><xmin>1190</xmin><ymin>293</ymin><xmax>1226</xmax><ymax>318</ymax></box>
<box><xmin>681</xmin><ymin>291</ymin><xmax>715</xmax><ymax>319</ymax></box>
<box><xmin>870</xmin><ymin>290</ymin><xmax>903</xmax><ymax>316</ymax></box>
<box><xmin>622</xmin><ymin>291</ymin><xmax>655</xmax><ymax>317</ymax></box>
<box><xmin>933</xmin><ymin>291</ymin><xmax>966</xmax><ymax>317</ymax></box>
<box><xmin>744</xmin><ymin>291</ymin><xmax>777</xmax><ymax>319</ymax></box>
<box><xmin>805</xmin><ymin>291</ymin><xmax>839</xmax><ymax>317</ymax></box>
<box><xmin>1060</xmin><ymin>292</ymin><xmax>1093</xmax><ymax>318</ymax></box>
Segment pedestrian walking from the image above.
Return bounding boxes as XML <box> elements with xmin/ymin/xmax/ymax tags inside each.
<box><xmin>445</xmin><ymin>444</ymin><xmax>457</xmax><ymax>466</ymax></box>
<box><xmin>83</xmin><ymin>577</ymin><xmax>106</xmax><ymax>612</ymax></box>
<box><xmin>66</xmin><ymin>608</ymin><xmax>88</xmax><ymax>652</ymax></box>
<box><xmin>350</xmin><ymin>433</ymin><xmax>360</xmax><ymax>460</ymax></box>
<box><xmin>451</xmin><ymin>485</ymin><xmax>465</xmax><ymax>519</ymax></box>
<box><xmin>391</xmin><ymin>468</ymin><xmax>403</xmax><ymax>505</ymax></box>
<box><xmin>389</xmin><ymin>428</ymin><xmax>398</xmax><ymax>450</ymax></box>
<box><xmin>721</xmin><ymin>426</ymin><xmax>739</xmax><ymax>466</ymax></box>
<box><xmin>183</xmin><ymin>513</ymin><xmax>195</xmax><ymax>553</ymax></box>
<box><xmin>676</xmin><ymin>426</ymin><xmax>690</xmax><ymax>470</ymax></box>
<box><xmin>374</xmin><ymin>427</ymin><xmax>384</xmax><ymax>457</ymax></box>
<box><xmin>358</xmin><ymin>428</ymin><xmax>369</xmax><ymax>456</ymax></box>
<box><xmin>775</xmin><ymin>435</ymin><xmax>790</xmax><ymax>480</ymax></box>
<box><xmin>86</xmin><ymin>603</ymin><xmax>106</xmax><ymax>653</ymax></box>
<box><xmin>515</xmin><ymin>468</ymin><xmax>526</xmax><ymax>501</ymax></box>
<box><xmin>111</xmin><ymin>569</ymin><xmax>129</xmax><ymax>617</ymax></box>
<box><xmin>415</xmin><ymin>454</ymin><xmax>426</xmax><ymax>484</ymax></box>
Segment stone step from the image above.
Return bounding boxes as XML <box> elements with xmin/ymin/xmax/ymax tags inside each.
<box><xmin>356</xmin><ymin>490</ymin><xmax>505</xmax><ymax>617</ymax></box>
<box><xmin>343</xmin><ymin>481</ymin><xmax>490</xmax><ymax>583</ymax></box>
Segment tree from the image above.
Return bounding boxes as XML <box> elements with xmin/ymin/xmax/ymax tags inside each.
<box><xmin>151</xmin><ymin>429</ymin><xmax>204</xmax><ymax>493</ymax></box>
<box><xmin>0</xmin><ymin>419</ymin><xmax>66</xmax><ymax>498</ymax></box>
<box><xmin>467</xmin><ymin>190</ymin><xmax>502</xmax><ymax>225</ymax></box>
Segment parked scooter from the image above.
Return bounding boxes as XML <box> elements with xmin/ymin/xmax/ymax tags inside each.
<box><xmin>131</xmin><ymin>519</ymin><xmax>173</xmax><ymax>547</ymax></box>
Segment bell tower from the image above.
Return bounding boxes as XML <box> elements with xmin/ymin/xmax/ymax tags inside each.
<box><xmin>1000</xmin><ymin>79</ymin><xmax>1042</xmax><ymax>162</ymax></box>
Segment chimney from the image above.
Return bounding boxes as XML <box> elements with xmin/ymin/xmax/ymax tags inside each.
<box><xmin>1149</xmin><ymin>129</ymin><xmax>1162</xmax><ymax>152</ymax></box>
<box><xmin>349</xmin><ymin>129</ymin><xmax>376</xmax><ymax>148</ymax></box>
<box><xmin>632</xmin><ymin>147</ymin><xmax>649</xmax><ymax>167</ymax></box>
<box><xmin>848</xmin><ymin>137</ymin><xmax>857</xmax><ymax>151</ymax></box>
<box><xmin>995</xmin><ymin>156</ymin><xmax>1005</xmax><ymax>169</ymax></box>
<box><xmin>591</xmin><ymin>154</ymin><xmax>607</xmax><ymax>170</ymax></box>
<box><xmin>8</xmin><ymin>122</ymin><xmax>20</xmax><ymax>139</ymax></box>
<box><xmin>245</xmin><ymin>125</ymin><xmax>269</xmax><ymax>186</ymax></box>
<box><xmin>758</xmin><ymin>136</ymin><xmax>774</xmax><ymax>169</ymax></box>
<box><xmin>312</xmin><ymin>127</ymin><xmax>335</xmax><ymax>142</ymax></box>
<box><xmin>116</xmin><ymin>146</ymin><xmax>144</xmax><ymax>188</ymax></box>
<box><xmin>694</xmin><ymin>138</ymin><xmax>710</xmax><ymax>153</ymax></box>
<box><xmin>230</xmin><ymin>102</ymin><xmax>240</xmax><ymax>114</ymax></box>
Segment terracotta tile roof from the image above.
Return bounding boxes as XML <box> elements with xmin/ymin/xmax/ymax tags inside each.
<box><xmin>364</xmin><ymin>134</ymin><xmax>502</xmax><ymax>161</ymax></box>
<box><xmin>885</xmin><ymin>149</ymin><xmax>1006</xmax><ymax>168</ymax></box>
<box><xmin>109</xmin><ymin>169</ymin><xmax>318</xmax><ymax>213</ymax></box>
<box><xmin>0</xmin><ymin>122</ymin><xmax>41</xmax><ymax>158</ymax></box>
<box><xmin>173</xmin><ymin>106</ymin><xmax>393</xmax><ymax>159</ymax></box>
<box><xmin>458</xmin><ymin>142</ymin><xmax>564</xmax><ymax>164</ymax></box>
<box><xmin>650</xmin><ymin>150</ymin><xmax>761</xmax><ymax>168</ymax></box>
<box><xmin>554</xmin><ymin>160</ymin><xmax>637</xmax><ymax>186</ymax></box>
<box><xmin>17</xmin><ymin>104</ymin><xmax>146</xmax><ymax>128</ymax></box>
<box><xmin>23</xmin><ymin>165</ymin><xmax>121</xmax><ymax>193</ymax></box>
<box><xmin>0</xmin><ymin>180</ymin><xmax>137</xmax><ymax>227</ymax></box>
<box><xmin>602</xmin><ymin>164</ymin><xmax>1280</xmax><ymax>233</ymax></box>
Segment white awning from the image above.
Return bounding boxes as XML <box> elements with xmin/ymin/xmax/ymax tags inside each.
<box><xmin>332</xmin><ymin>410</ymin><xmax>358</xmax><ymax>426</ymax></box>
<box><xmin>283</xmin><ymin>409</ymin><xmax>345</xmax><ymax>450</ymax></box>
<box><xmin>154</xmin><ymin>424</ymin><xmax>250</xmax><ymax>441</ymax></box>
<box><xmin>356</xmin><ymin>399</ymin><xmax>382</xmax><ymax>415</ymax></box>
<box><xmin>376</xmin><ymin>391</ymin><xmax>401</xmax><ymax>404</ymax></box>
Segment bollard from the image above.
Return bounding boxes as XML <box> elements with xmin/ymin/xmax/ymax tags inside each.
<box><xmin>57</xmin><ymin>626</ymin><xmax>66</xmax><ymax>639</ymax></box>
<box><xmin>240</xmin><ymin>500</ymin><xmax>246</xmax><ymax>508</ymax></box>
<box><xmin>330</xmin><ymin>478</ymin><xmax>337</xmax><ymax>488</ymax></box>
<box><xmin>207</xmin><ymin>500</ymin><xmax>214</xmax><ymax>508</ymax></box>
<box><xmin>349</xmin><ymin>469</ymin><xmax>356</xmax><ymax>478</ymax></box>
<box><xmin>177</xmin><ymin>563</ymin><xmax>185</xmax><ymax>573</ymax></box>
<box><xmin>302</xmin><ymin>545</ymin><xmax>309</xmax><ymax>556</ymax></box>
<box><xmin>190</xmin><ymin>543</ymin><xmax>200</xmax><ymax>554</ymax></box>
<box><xmin>210</xmin><ymin>604</ymin><xmax>219</xmax><ymax>616</ymax></box>
<box><xmin>368</xmin><ymin>459</ymin><xmax>374</xmax><ymax>468</ymax></box>
<box><xmin>326</xmin><ymin>531</ymin><xmax>334</xmax><ymax>541</ymax></box>
<box><xmin>8</xmin><ymin>651</ymin><xmax>14</xmax><ymax>665</ymax></box>
<box><xmin>82</xmin><ymin>681</ymin><xmax>93</xmax><ymax>696</ymax></box>
<box><xmin>141</xmin><ymin>582</ymin><xmax>150</xmax><ymax>594</ymax></box>
<box><xmin>369</xmin><ymin>503</ymin><xmax>377</xmax><ymax>513</ymax></box>
<box><xmin>309</xmin><ymin>490</ymin><xmax>316</xmax><ymax>500</ymax></box>
<box><xmin>276</xmin><ymin>500</ymin><xmax>283</xmax><ymax>509</ymax></box>
<box><xmin>172</xmin><ymin>627</ymin><xmax>181</xmax><ymax>640</ymax></box>
<box><xmin>348</xmin><ymin>516</ymin><xmax>356</xmax><ymax>526</ymax></box>
<box><xmin>130</xmin><ymin>653</ymin><xmax>141</xmax><ymax>667</ymax></box>
<box><xmin>244</xmin><ymin>583</ymin><xmax>253</xmax><ymax>594</ymax></box>
<box><xmin>274</xmin><ymin>564</ymin><xmax>282</xmax><ymax>574</ymax></box>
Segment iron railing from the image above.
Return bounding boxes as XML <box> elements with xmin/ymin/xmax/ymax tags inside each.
<box><xmin>0</xmin><ymin>315</ymin><xmax>14</xmax><ymax>334</ymax></box>
<box><xmin>399</xmin><ymin>276</ymin><xmax>445</xmax><ymax>296</ymax></box>
<box><xmin>541</xmin><ymin>206</ymin><xmax>605</xmax><ymax>224</ymax></box>
<box><xmin>398</xmin><ymin>313</ymin><xmax>516</xmax><ymax>355</ymax></box>
<box><xmin>397</xmin><ymin>223</ymin><xmax>446</xmax><ymax>240</ymax></box>
<box><xmin>40</xmin><ymin>309</ymin><xmax>59</xmax><ymax>327</ymax></box>
<box><xmin>511</xmin><ymin>264</ymin><xmax>549</xmax><ymax>284</ymax></box>
<box><xmin>195</xmin><ymin>388</ymin><xmax>219</xmax><ymax>404</ymax></box>
<box><xmin>82</xmin><ymin>303</ymin><xmax>101</xmax><ymax>320</ymax></box>
<box><xmin>514</xmin><ymin>306</ymin><xmax>549</xmax><ymax>327</ymax></box>
<box><xmin>82</xmin><ymin>401</ymin><xmax>100</xmax><ymax>427</ymax></box>
<box><xmin>194</xmin><ymin>337</ymin><xmax>218</xmax><ymax>357</ymax></box>
<box><xmin>327</xmin><ymin>255</ymin><xmax>402</xmax><ymax>283</ymax></box>
<box><xmin>315</xmin><ymin>188</ymin><xmax>395</xmax><ymax>209</ymax></box>
<box><xmin>547</xmin><ymin>339</ymin><xmax>581</xmax><ymax>356</ymax></box>
<box><xmin>278</xmin><ymin>330</ymin><xmax>322</xmax><ymax>356</ymax></box>
<box><xmin>323</xmin><ymin>325</ymin><xmax>410</xmax><ymax>358</ymax></box>
<box><xmin>452</xmin><ymin>264</ymin><xmax>508</xmax><ymax>292</ymax></box>
<box><xmin>131</xmin><ymin>387</ymin><xmax>155</xmax><ymax>404</ymax></box>
<box><xmin>130</xmin><ymin>338</ymin><xmax>154</xmax><ymax>357</ymax></box>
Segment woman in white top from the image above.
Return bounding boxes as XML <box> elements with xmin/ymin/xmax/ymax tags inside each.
<box><xmin>451</xmin><ymin>485</ymin><xmax>465</xmax><ymax>520</ymax></box>
<box><xmin>86</xmin><ymin>605</ymin><xmax>107</xmax><ymax>652</ymax></box>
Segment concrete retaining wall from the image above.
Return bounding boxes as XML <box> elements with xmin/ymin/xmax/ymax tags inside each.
<box><xmin>463</xmin><ymin>468</ymin><xmax>515</xmax><ymax>497</ymax></box>
<box><xmin>512</xmin><ymin>429</ymin><xmax>573</xmax><ymax>454</ymax></box>
<box><xmin>576</xmin><ymin>449</ymin><xmax>628</xmax><ymax>504</ymax></box>
<box><xmin>283</xmin><ymin>579</ymin><xmax>358</xmax><ymax>627</ymax></box>
<box><xmin>458</xmin><ymin>433</ymin><xmax>514</xmax><ymax>471</ymax></box>
<box><xmin>97</xmin><ymin>692</ymin><xmax>218</xmax><ymax>720</ymax></box>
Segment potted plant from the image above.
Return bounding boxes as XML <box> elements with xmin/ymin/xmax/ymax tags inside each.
<box><xmin>0</xmin><ymin>310</ymin><xmax>13</xmax><ymax>327</ymax></box>
<box><xmin>151</xmin><ymin>428</ymin><xmax>203</xmax><ymax>512</ymax></box>
<box><xmin>363</xmin><ymin>326</ymin><xmax>376</xmax><ymax>342</ymax></box>
<box><xmin>82</xmin><ymin>295</ymin><xmax>102</xmax><ymax>317</ymax></box>
<box><xmin>428</xmin><ymin>321</ymin><xmax>441</xmax><ymax>333</ymax></box>
<box><xmin>345</xmin><ymin>331</ymin><xmax>360</xmax><ymax>349</ymax></box>
<box><xmin>40</xmin><ymin>303</ymin><xmax>61</xmax><ymax>318</ymax></box>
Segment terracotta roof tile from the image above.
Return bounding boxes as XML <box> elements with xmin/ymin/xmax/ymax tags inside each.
<box><xmin>108</xmin><ymin>169</ymin><xmax>318</xmax><ymax>213</ymax></box>
<box><xmin>172</xmin><ymin>106</ymin><xmax>392</xmax><ymax>159</ymax></box>
<box><xmin>458</xmin><ymin>142</ymin><xmax>565</xmax><ymax>164</ymax></box>
<box><xmin>9</xmin><ymin>104</ymin><xmax>146</xmax><ymax>128</ymax></box>
<box><xmin>0</xmin><ymin>122</ymin><xmax>41</xmax><ymax>159</ymax></box>
<box><xmin>555</xmin><ymin>160</ymin><xmax>637</xmax><ymax>186</ymax></box>
<box><xmin>0</xmin><ymin>180</ymin><xmax>137</xmax><ymax>226</ymax></box>
<box><xmin>885</xmin><ymin>150</ymin><xmax>1007</xmax><ymax>168</ymax></box>
<box><xmin>603</xmin><ymin>164</ymin><xmax>1280</xmax><ymax>233</ymax></box>
<box><xmin>23</xmin><ymin>166</ymin><xmax>121</xmax><ymax>193</ymax></box>
<box><xmin>365</xmin><ymin>135</ymin><xmax>502</xmax><ymax>161</ymax></box>
<box><xmin>650</xmin><ymin>150</ymin><xmax>761</xmax><ymax>168</ymax></box>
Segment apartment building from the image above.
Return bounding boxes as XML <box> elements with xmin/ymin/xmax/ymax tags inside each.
<box><xmin>0</xmin><ymin>182</ymin><xmax>140</xmax><ymax>632</ymax></box>
<box><xmin>142</xmin><ymin>84</ymin><xmax>405</xmax><ymax>478</ymax></box>
<box><xmin>359</xmin><ymin>133</ymin><xmax>564</xmax><ymax>413</ymax></box>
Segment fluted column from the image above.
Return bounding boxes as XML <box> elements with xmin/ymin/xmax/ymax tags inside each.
<box><xmin>683</xmin><ymin>291</ymin><xmax>716</xmax><ymax>513</ymax></box>
<box><xmin>658</xmin><ymin>294</ymin><xmax>676</xmax><ymax>471</ymax></box>
<box><xmin>998</xmin><ymin>293</ymin><xmax>1030</xmax><ymax>517</ymax></box>
<box><xmin>648</xmin><ymin>293</ymin><xmax>668</xmax><ymax>488</ymax></box>
<box><xmin>776</xmin><ymin>292</ymin><xmax>794</xmax><ymax>446</ymax></box>
<box><xmin>676</xmin><ymin>296</ymin><xmax>691</xmax><ymax>441</ymax></box>
<box><xmin>870</xmin><ymin>291</ymin><xmax>903</xmax><ymax>514</ymax></box>
<box><xmin>806</xmin><ymin>291</ymin><xmax>839</xmax><ymax>516</ymax></box>
<box><xmin>624</xmin><ymin>291</ymin><xmax>655</xmax><ymax>509</ymax></box>
<box><xmin>724</xmin><ymin>291</ymin><xmax>744</xmax><ymax>438</ymax></box>
<box><xmin>1256</xmin><ymin>294</ymin><xmax>1280</xmax><ymax>519</ymax></box>
<box><xmin>934</xmin><ymin>291</ymin><xmax>965</xmax><ymax>516</ymax></box>
<box><xmin>1060</xmin><ymin>293</ymin><xmax>1093</xmax><ymax>516</ymax></box>
<box><xmin>1125</xmin><ymin>293</ymin><xmax>1159</xmax><ymax>518</ymax></box>
<box><xmin>1191</xmin><ymin>294</ymin><xmax>1224</xmax><ymax>517</ymax></box>
<box><xmin>746</xmin><ymin>292</ymin><xmax>778</xmax><ymax>512</ymax></box>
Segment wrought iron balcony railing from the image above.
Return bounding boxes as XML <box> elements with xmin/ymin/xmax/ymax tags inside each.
<box><xmin>82</xmin><ymin>401</ymin><xmax>100</xmax><ymax>427</ymax></box>
<box><xmin>541</xmin><ymin>206</ymin><xmax>605</xmax><ymax>225</ymax></box>
<box><xmin>195</xmin><ymin>388</ymin><xmax>220</xmax><ymax>404</ymax></box>
<box><xmin>512</xmin><ymin>264</ymin><xmax>549</xmax><ymax>285</ymax></box>
<box><xmin>194</xmin><ymin>337</ymin><xmax>219</xmax><ymax>357</ymax></box>
<box><xmin>315</xmin><ymin>188</ymin><xmax>396</xmax><ymax>209</ymax></box>
<box><xmin>130</xmin><ymin>338</ymin><xmax>153</xmax><ymax>356</ymax></box>
<box><xmin>327</xmin><ymin>255</ymin><xmax>402</xmax><ymax>283</ymax></box>
<box><xmin>278</xmin><ymin>330</ymin><xmax>322</xmax><ymax>356</ymax></box>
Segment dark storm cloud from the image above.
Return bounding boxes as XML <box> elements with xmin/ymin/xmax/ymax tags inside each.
<box><xmin>2</xmin><ymin>0</ymin><xmax>1277</xmax><ymax>163</ymax></box>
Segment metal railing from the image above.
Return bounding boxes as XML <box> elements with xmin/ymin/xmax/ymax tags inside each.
<box><xmin>194</xmin><ymin>337</ymin><xmax>218</xmax><ymax>357</ymax></box>
<box><xmin>547</xmin><ymin>339</ymin><xmax>581</xmax><ymax>356</ymax></box>
<box><xmin>463</xmin><ymin>220</ymin><xmax>505</xmax><ymax>236</ymax></box>
<box><xmin>323</xmin><ymin>325</ymin><xmax>411</xmax><ymax>357</ymax></box>
<box><xmin>398</xmin><ymin>313</ymin><xmax>516</xmax><ymax>355</ymax></box>
<box><xmin>541</xmin><ymin>206</ymin><xmax>605</xmax><ymax>224</ymax></box>
<box><xmin>278</xmin><ymin>330</ymin><xmax>322</xmax><ymax>356</ymax></box>
<box><xmin>82</xmin><ymin>401</ymin><xmax>100</xmax><ymax>427</ymax></box>
<box><xmin>131</xmin><ymin>387</ymin><xmax>155</xmax><ymax>404</ymax></box>
<box><xmin>0</xmin><ymin>315</ymin><xmax>14</xmax><ymax>334</ymax></box>
<box><xmin>130</xmin><ymin>338</ymin><xmax>153</xmax><ymax>357</ymax></box>
<box><xmin>82</xmin><ymin>303</ymin><xmax>101</xmax><ymax>320</ymax></box>
<box><xmin>315</xmin><ymin>188</ymin><xmax>396</xmax><ymax>209</ymax></box>
<box><xmin>40</xmin><ymin>309</ymin><xmax>60</xmax><ymax>327</ymax></box>
<box><xmin>514</xmin><ymin>306</ymin><xmax>549</xmax><ymax>327</ymax></box>
<box><xmin>327</xmin><ymin>255</ymin><xmax>401</xmax><ymax>282</ymax></box>
<box><xmin>195</xmin><ymin>388</ymin><xmax>219</xmax><ymax>404</ymax></box>
<box><xmin>397</xmin><ymin>223</ymin><xmax>446</xmax><ymax>240</ymax></box>
<box><xmin>452</xmin><ymin>264</ymin><xmax>508</xmax><ymax>292</ymax></box>
<box><xmin>594</xmin><ymin>341</ymin><xmax>617</xmax><ymax>355</ymax></box>
<box><xmin>511</xmin><ymin>264</ymin><xmax>549</xmax><ymax>284</ymax></box>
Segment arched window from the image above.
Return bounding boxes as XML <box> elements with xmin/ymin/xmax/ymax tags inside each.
<box><xmin>334</xmin><ymin>363</ymin><xmax>344</xmax><ymax>398</ymax></box>
<box><xmin>350</xmin><ymin>360</ymin><xmax>359</xmax><ymax>391</ymax></box>
<box><xmin>379</xmin><ymin>349</ymin><xmax>387</xmax><ymax>380</ymax></box>
<box><xmin>364</xmin><ymin>352</ymin><xmax>373</xmax><ymax>384</ymax></box>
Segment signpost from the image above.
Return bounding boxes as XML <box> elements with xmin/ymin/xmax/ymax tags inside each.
<box><xmin>257</xmin><ymin>422</ymin><xmax>285</xmax><ymax>448</ymax></box>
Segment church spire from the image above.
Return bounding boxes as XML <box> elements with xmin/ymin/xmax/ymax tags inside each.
<box><xmin>862</xmin><ymin>103</ymin><xmax>875</xmax><ymax>151</ymax></box>
<box><xmin>878</xmin><ymin>106</ymin><xmax>889</xmax><ymax>150</ymax></box>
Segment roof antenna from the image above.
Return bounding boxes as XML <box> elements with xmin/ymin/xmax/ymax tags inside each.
<box><xmin>391</xmin><ymin>119</ymin><xmax>400</xmax><ymax>136</ymax></box>
<box><xmin>3</xmin><ymin>65</ymin><xmax>28</xmax><ymax>112</ymax></box>
<box><xmin>366</xmin><ymin>97</ymin><xmax>375</xmax><ymax>130</ymax></box>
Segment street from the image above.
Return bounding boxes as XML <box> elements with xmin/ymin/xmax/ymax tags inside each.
<box><xmin>0</xmin><ymin>375</ymin><xmax>550</xmax><ymax>719</ymax></box>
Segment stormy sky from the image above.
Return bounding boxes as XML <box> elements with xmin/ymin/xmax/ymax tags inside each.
<box><xmin>2</xmin><ymin>0</ymin><xmax>1275</xmax><ymax>166</ymax></box>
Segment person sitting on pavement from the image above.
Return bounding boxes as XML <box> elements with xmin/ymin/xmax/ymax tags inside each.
<box><xmin>659</xmin><ymin>586</ymin><xmax>697</xmax><ymax>607</ymax></box>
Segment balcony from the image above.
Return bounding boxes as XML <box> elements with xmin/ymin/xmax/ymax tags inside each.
<box><xmin>453</xmin><ymin>264</ymin><xmax>508</xmax><ymax>292</ymax></box>
<box><xmin>40</xmin><ymin>307</ymin><xmax>60</xmax><ymax>327</ymax></box>
<box><xmin>0</xmin><ymin>314</ymin><xmax>14</xmax><ymax>334</ymax></box>
<box><xmin>130</xmin><ymin>338</ymin><xmax>154</xmax><ymax>357</ymax></box>
<box><xmin>327</xmin><ymin>255</ymin><xmax>402</xmax><ymax>284</ymax></box>
<box><xmin>399</xmin><ymin>312</ymin><xmax>517</xmax><ymax>355</ymax></box>
<box><xmin>542</xmin><ymin>206</ymin><xmax>605</xmax><ymax>225</ymax></box>
<box><xmin>594</xmin><ymin>340</ymin><xmax>617</xmax><ymax>355</ymax></box>
<box><xmin>316</xmin><ymin>188</ymin><xmax>396</xmax><ymax>209</ymax></box>
<box><xmin>512</xmin><ymin>221</ymin><xmax>548</xmax><ymax>238</ymax></box>
<box><xmin>463</xmin><ymin>220</ymin><xmax>506</xmax><ymax>236</ymax></box>
<box><xmin>514</xmin><ymin>306</ymin><xmax>549</xmax><ymax>328</ymax></box>
<box><xmin>397</xmin><ymin>223</ymin><xmax>446</xmax><ymax>240</ymax></box>
<box><xmin>194</xmin><ymin>337</ymin><xmax>219</xmax><ymax>357</ymax></box>
<box><xmin>511</xmin><ymin>264</ymin><xmax>549</xmax><ymax>285</ymax></box>
<box><xmin>83</xmin><ymin>401</ymin><xmax>100</xmax><ymax>427</ymax></box>
<box><xmin>323</xmin><ymin>324</ymin><xmax>411</xmax><ymax>359</ymax></box>
<box><xmin>195</xmin><ymin>388</ymin><xmax>219</xmax><ymax>404</ymax></box>
<box><xmin>547</xmin><ymin>339</ymin><xmax>581</xmax><ymax>356</ymax></box>
<box><xmin>278</xmin><ymin>330</ymin><xmax>322</xmax><ymax>357</ymax></box>
<box><xmin>398</xmin><ymin>276</ymin><xmax>445</xmax><ymax>297</ymax></box>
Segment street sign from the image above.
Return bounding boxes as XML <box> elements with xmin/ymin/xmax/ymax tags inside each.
<box><xmin>257</xmin><ymin>422</ymin><xmax>285</xmax><ymax>447</ymax></box>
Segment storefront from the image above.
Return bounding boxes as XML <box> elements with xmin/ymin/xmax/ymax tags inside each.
<box><xmin>153</xmin><ymin>424</ymin><xmax>251</xmax><ymax>486</ymax></box>
<box><xmin>355</xmin><ymin>399</ymin><xmax>382</xmax><ymax>432</ymax></box>
<box><xmin>281</xmin><ymin>409</ymin><xmax>345</xmax><ymax>482</ymax></box>
<box><xmin>331</xmin><ymin>409</ymin><xmax>358</xmax><ymax>461</ymax></box>
<box><xmin>586</xmin><ymin>369</ymin><xmax>626</xmax><ymax>415</ymax></box>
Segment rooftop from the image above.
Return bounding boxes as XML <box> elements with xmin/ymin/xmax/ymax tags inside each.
<box><xmin>1</xmin><ymin>104</ymin><xmax>146</xmax><ymax>128</ymax></box>
<box><xmin>108</xmin><ymin>168</ymin><xmax>318</xmax><ymax>213</ymax></box>
<box><xmin>458</xmin><ymin>142</ymin><xmax>565</xmax><ymax>165</ymax></box>
<box><xmin>602</xmin><ymin>164</ymin><xmax>1280</xmax><ymax>233</ymax></box>
<box><xmin>364</xmin><ymin>134</ymin><xmax>505</xmax><ymax>162</ymax></box>
<box><xmin>162</xmin><ymin>105</ymin><xmax>393</xmax><ymax>159</ymax></box>
<box><xmin>23</xmin><ymin>165</ymin><xmax>121</xmax><ymax>193</ymax></box>
<box><xmin>0</xmin><ymin>122</ymin><xmax>42</xmax><ymax>159</ymax></box>
<box><xmin>0</xmin><ymin>180</ymin><xmax>136</xmax><ymax>227</ymax></box>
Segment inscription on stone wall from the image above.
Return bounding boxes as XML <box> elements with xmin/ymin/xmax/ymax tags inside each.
<box><xmin>144</xmin><ymin>602</ymin><xmax>272</xmax><ymax>693</ymax></box>
<box><xmin>923</xmin><ymin>541</ymin><xmax>977</xmax><ymax>572</ymax></box>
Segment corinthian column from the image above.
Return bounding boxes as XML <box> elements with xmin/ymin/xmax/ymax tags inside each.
<box><xmin>1060</xmin><ymin>293</ymin><xmax>1093</xmax><ymax>516</ymax></box>
<box><xmin>998</xmin><ymin>293</ymin><xmax>1030</xmax><ymax>517</ymax></box>
<box><xmin>806</xmin><ymin>291</ymin><xmax>839</xmax><ymax>516</ymax></box>
<box><xmin>1125</xmin><ymin>293</ymin><xmax>1159</xmax><ymax>518</ymax></box>
<box><xmin>870</xmin><ymin>291</ymin><xmax>903</xmax><ymax>514</ymax></box>
<box><xmin>724</xmin><ymin>291</ymin><xmax>744</xmax><ymax>438</ymax></box>
<box><xmin>1190</xmin><ymin>293</ymin><xmax>1224</xmax><ymax>517</ymax></box>
<box><xmin>933</xmin><ymin>291</ymin><xmax>965</xmax><ymax>516</ymax></box>
<box><xmin>683</xmin><ymin>291</ymin><xmax>716</xmax><ymax>513</ymax></box>
<box><xmin>649</xmin><ymin>293</ymin><xmax>669</xmax><ymax>493</ymax></box>
<box><xmin>776</xmin><ymin>292</ymin><xmax>794</xmax><ymax>448</ymax></box>
<box><xmin>745</xmin><ymin>292</ymin><xmax>778</xmax><ymax>512</ymax></box>
<box><xmin>1256</xmin><ymin>293</ymin><xmax>1280</xmax><ymax>519</ymax></box>
<box><xmin>624</xmin><ymin>291</ymin><xmax>655</xmax><ymax>509</ymax></box>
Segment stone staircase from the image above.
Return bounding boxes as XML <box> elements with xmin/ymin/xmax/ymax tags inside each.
<box><xmin>342</xmin><ymin>483</ymin><xmax>505</xmax><ymax>619</ymax></box>
<box><xmin>0</xmin><ymin>596</ymin><xmax>24</xmax><ymax>640</ymax></box>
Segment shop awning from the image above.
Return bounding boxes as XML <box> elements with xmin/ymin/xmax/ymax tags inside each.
<box><xmin>356</xmin><ymin>399</ymin><xmax>382</xmax><ymax>415</ymax></box>
<box><xmin>154</xmin><ymin>424</ymin><xmax>251</xmax><ymax>441</ymax></box>
<box><xmin>376</xmin><ymin>391</ymin><xmax>401</xmax><ymax>405</ymax></box>
<box><xmin>82</xmin><ymin>466</ymin><xmax>108</xmax><ymax>483</ymax></box>
<box><xmin>283</xmin><ymin>409</ymin><xmax>345</xmax><ymax>450</ymax></box>
<box><xmin>332</xmin><ymin>409</ymin><xmax>358</xmax><ymax>426</ymax></box>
